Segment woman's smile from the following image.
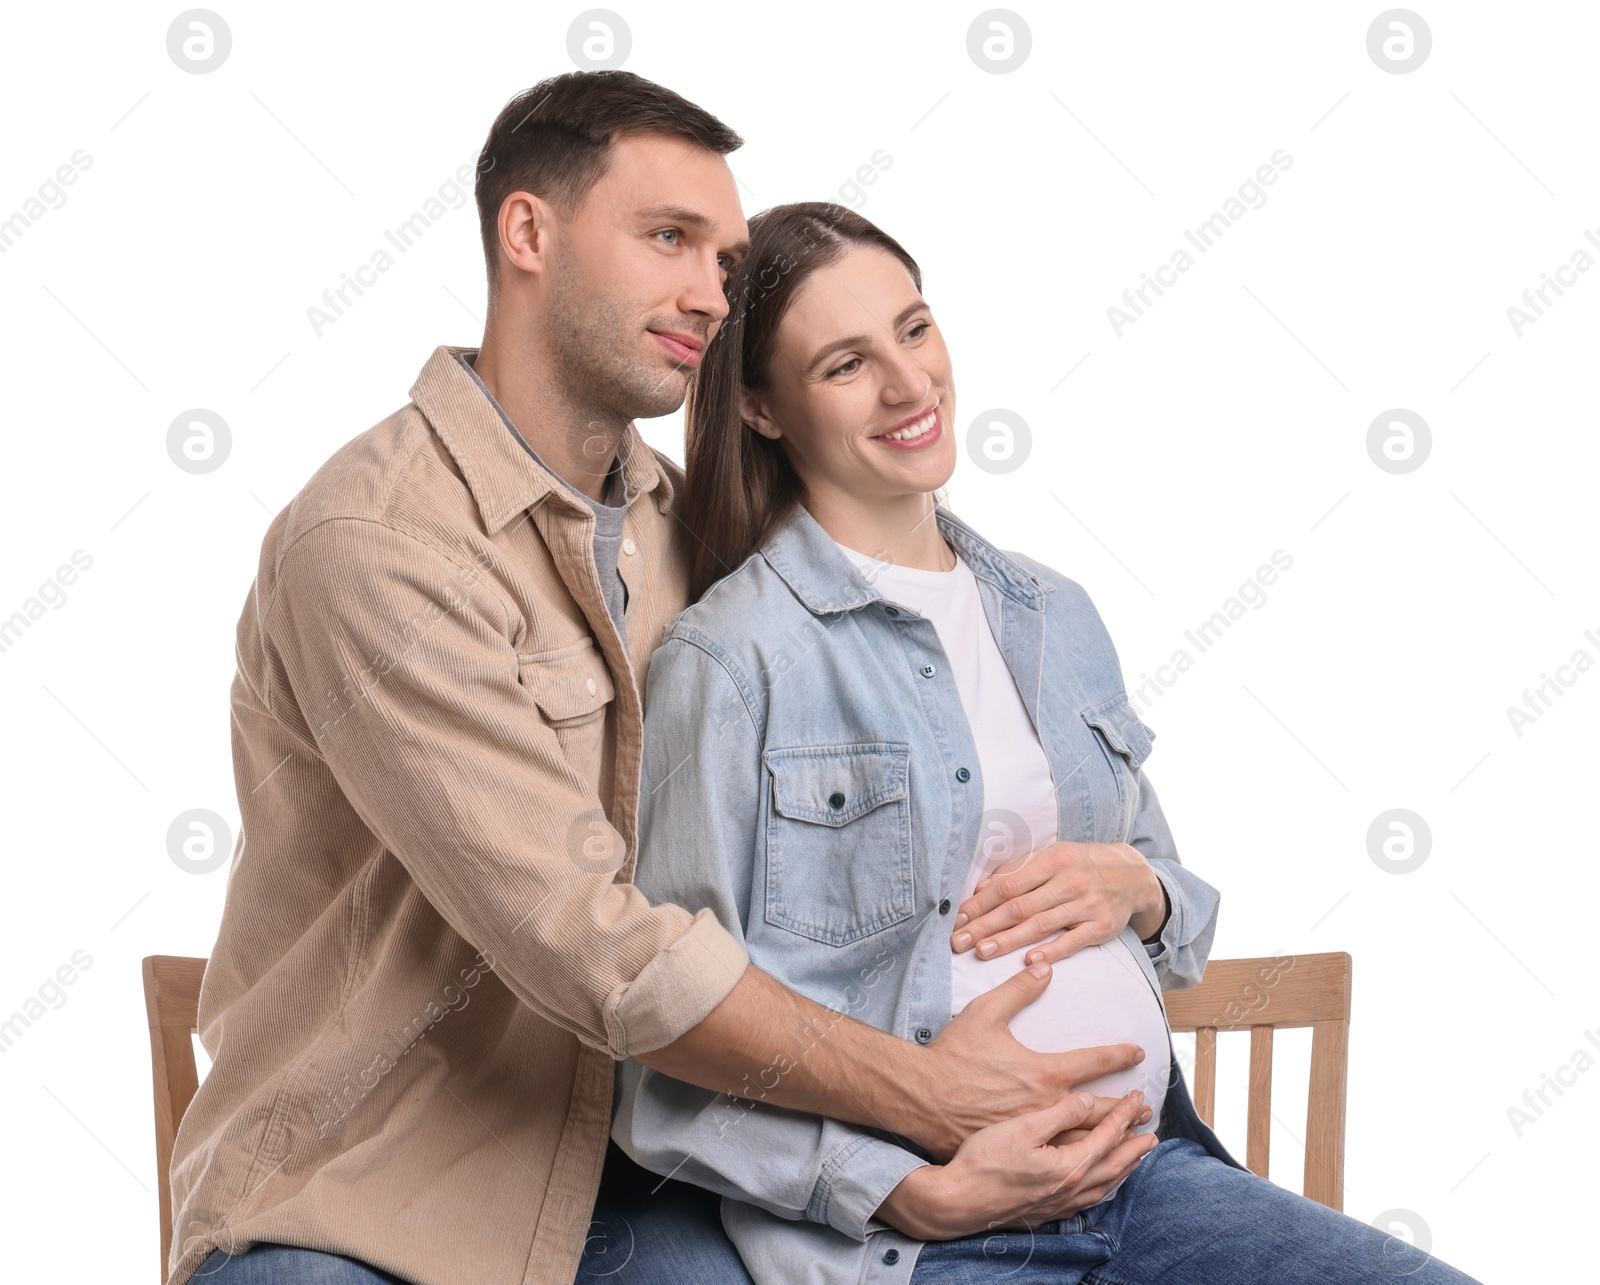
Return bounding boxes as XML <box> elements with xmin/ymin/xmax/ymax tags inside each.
<box><xmin>870</xmin><ymin>401</ymin><xmax>944</xmax><ymax>450</ymax></box>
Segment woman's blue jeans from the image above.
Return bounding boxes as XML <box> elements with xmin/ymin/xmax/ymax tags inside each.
<box><xmin>910</xmin><ymin>1138</ymin><xmax>1482</xmax><ymax>1283</ymax></box>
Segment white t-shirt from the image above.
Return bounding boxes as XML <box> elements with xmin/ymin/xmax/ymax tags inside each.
<box><xmin>835</xmin><ymin>538</ymin><xmax>1170</xmax><ymax>1157</ymax></box>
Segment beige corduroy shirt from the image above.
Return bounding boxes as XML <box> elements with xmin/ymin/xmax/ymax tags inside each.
<box><xmin>165</xmin><ymin>344</ymin><xmax>750</xmax><ymax>1285</ymax></box>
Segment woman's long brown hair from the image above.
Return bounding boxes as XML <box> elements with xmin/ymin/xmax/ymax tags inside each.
<box><xmin>681</xmin><ymin>202</ymin><xmax>923</xmax><ymax>601</ymax></box>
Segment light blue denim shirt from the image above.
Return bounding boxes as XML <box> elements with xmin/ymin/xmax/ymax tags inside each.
<box><xmin>612</xmin><ymin>502</ymin><xmax>1244</xmax><ymax>1285</ymax></box>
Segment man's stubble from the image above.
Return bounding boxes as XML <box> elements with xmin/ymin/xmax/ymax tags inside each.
<box><xmin>542</xmin><ymin>251</ymin><xmax>697</xmax><ymax>430</ymax></box>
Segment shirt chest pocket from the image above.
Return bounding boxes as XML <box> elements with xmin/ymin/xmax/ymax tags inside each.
<box><xmin>1080</xmin><ymin>694</ymin><xmax>1155</xmax><ymax>843</ymax></box>
<box><xmin>519</xmin><ymin>641</ymin><xmax>616</xmax><ymax>772</ymax></box>
<box><xmin>762</xmin><ymin>743</ymin><xmax>916</xmax><ymax>947</ymax></box>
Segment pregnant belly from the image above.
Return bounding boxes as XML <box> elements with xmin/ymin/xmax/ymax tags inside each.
<box><xmin>949</xmin><ymin>933</ymin><xmax>1172</xmax><ymax>1144</ymax></box>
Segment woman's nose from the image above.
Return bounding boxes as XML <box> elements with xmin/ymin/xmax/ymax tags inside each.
<box><xmin>882</xmin><ymin>359</ymin><xmax>933</xmax><ymax>406</ymax></box>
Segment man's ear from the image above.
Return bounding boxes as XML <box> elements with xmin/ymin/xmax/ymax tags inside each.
<box><xmin>740</xmin><ymin>389</ymin><xmax>782</xmax><ymax>440</ymax></box>
<box><xmin>497</xmin><ymin>191</ymin><xmax>554</xmax><ymax>279</ymax></box>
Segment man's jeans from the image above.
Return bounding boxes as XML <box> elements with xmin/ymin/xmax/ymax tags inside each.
<box><xmin>911</xmin><ymin>1138</ymin><xmax>1481</xmax><ymax>1284</ymax></box>
<box><xmin>186</xmin><ymin>1142</ymin><xmax>750</xmax><ymax>1285</ymax></box>
<box><xmin>182</xmin><ymin>1142</ymin><xmax>752</xmax><ymax>1285</ymax></box>
<box><xmin>191</xmin><ymin>1244</ymin><xmax>412</xmax><ymax>1282</ymax></box>
<box><xmin>578</xmin><ymin>1139</ymin><xmax>754</xmax><ymax>1283</ymax></box>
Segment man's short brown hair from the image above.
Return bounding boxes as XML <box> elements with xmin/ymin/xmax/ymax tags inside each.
<box><xmin>474</xmin><ymin>71</ymin><xmax>743</xmax><ymax>292</ymax></box>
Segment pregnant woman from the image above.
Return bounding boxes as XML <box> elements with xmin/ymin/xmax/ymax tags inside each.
<box><xmin>612</xmin><ymin>203</ymin><xmax>1481</xmax><ymax>1284</ymax></box>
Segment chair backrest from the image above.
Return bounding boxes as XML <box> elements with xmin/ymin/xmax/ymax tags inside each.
<box><xmin>142</xmin><ymin>955</ymin><xmax>208</xmax><ymax>1282</ymax></box>
<box><xmin>1161</xmin><ymin>950</ymin><xmax>1351</xmax><ymax>1210</ymax></box>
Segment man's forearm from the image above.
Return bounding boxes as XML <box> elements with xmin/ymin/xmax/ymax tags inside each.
<box><xmin>635</xmin><ymin>962</ymin><xmax>939</xmax><ymax>1150</ymax></box>
<box><xmin>635</xmin><ymin>958</ymin><xmax>1146</xmax><ymax>1163</ymax></box>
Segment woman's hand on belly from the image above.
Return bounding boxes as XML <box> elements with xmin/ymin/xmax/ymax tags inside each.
<box><xmin>950</xmin><ymin>841</ymin><xmax>1165</xmax><ymax>966</ymax></box>
<box><xmin>872</xmin><ymin>1088</ymin><xmax>1158</xmax><ymax>1241</ymax></box>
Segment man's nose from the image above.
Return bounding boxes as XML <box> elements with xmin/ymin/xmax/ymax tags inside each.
<box><xmin>679</xmin><ymin>257</ymin><xmax>730</xmax><ymax>324</ymax></box>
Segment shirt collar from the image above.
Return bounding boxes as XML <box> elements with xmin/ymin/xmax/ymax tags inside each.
<box><xmin>758</xmin><ymin>502</ymin><xmax>1051</xmax><ymax>617</ymax></box>
<box><xmin>408</xmin><ymin>344</ymin><xmax>673</xmax><ymax>536</ymax></box>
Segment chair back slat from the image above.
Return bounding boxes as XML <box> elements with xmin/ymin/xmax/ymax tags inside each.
<box><xmin>142</xmin><ymin>956</ymin><xmax>207</xmax><ymax>1283</ymax></box>
<box><xmin>1192</xmin><ymin>1026</ymin><xmax>1217</xmax><ymax>1123</ymax></box>
<box><xmin>1162</xmin><ymin>951</ymin><xmax>1351</xmax><ymax>1211</ymax></box>
<box><xmin>1246</xmin><ymin>1025</ymin><xmax>1275</xmax><ymax>1177</ymax></box>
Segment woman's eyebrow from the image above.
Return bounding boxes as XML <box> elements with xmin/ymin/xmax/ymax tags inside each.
<box><xmin>806</xmin><ymin>299</ymin><xmax>930</xmax><ymax>371</ymax></box>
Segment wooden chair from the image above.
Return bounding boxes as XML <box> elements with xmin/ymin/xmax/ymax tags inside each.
<box><xmin>142</xmin><ymin>955</ymin><xmax>208</xmax><ymax>1283</ymax></box>
<box><xmin>139</xmin><ymin>950</ymin><xmax>1351</xmax><ymax>1275</ymax></box>
<box><xmin>1162</xmin><ymin>950</ymin><xmax>1352</xmax><ymax>1210</ymax></box>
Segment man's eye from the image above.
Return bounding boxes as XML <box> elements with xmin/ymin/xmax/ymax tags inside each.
<box><xmin>906</xmin><ymin>321</ymin><xmax>930</xmax><ymax>340</ymax></box>
<box><xmin>657</xmin><ymin>229</ymin><xmax>680</xmax><ymax>245</ymax></box>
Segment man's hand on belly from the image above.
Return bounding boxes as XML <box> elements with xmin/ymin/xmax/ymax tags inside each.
<box><xmin>950</xmin><ymin>841</ymin><xmax>1165</xmax><ymax>966</ymax></box>
<box><xmin>873</xmin><ymin>1088</ymin><xmax>1158</xmax><ymax>1240</ymax></box>
<box><xmin>911</xmin><ymin>961</ymin><xmax>1151</xmax><ymax>1159</ymax></box>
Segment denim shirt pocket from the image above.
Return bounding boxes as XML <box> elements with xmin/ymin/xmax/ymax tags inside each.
<box><xmin>762</xmin><ymin>742</ymin><xmax>916</xmax><ymax>946</ymax></box>
<box><xmin>1080</xmin><ymin>695</ymin><xmax>1156</xmax><ymax>843</ymax></box>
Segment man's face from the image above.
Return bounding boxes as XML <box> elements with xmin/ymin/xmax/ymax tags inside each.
<box><xmin>540</xmin><ymin>133</ymin><xmax>748</xmax><ymax>431</ymax></box>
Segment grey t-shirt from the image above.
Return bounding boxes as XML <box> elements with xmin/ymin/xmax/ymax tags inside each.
<box><xmin>457</xmin><ymin>353</ymin><xmax>629</xmax><ymax>643</ymax></box>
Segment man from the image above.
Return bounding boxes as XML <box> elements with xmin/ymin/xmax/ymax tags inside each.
<box><xmin>166</xmin><ymin>72</ymin><xmax>1156</xmax><ymax>1285</ymax></box>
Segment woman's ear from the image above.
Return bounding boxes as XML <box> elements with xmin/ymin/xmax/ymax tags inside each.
<box><xmin>740</xmin><ymin>390</ymin><xmax>782</xmax><ymax>440</ymax></box>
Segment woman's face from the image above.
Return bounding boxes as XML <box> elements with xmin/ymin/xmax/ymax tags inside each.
<box><xmin>741</xmin><ymin>245</ymin><xmax>957</xmax><ymax>509</ymax></box>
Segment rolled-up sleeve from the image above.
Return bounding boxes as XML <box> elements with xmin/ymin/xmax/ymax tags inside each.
<box><xmin>262</xmin><ymin>516</ymin><xmax>748</xmax><ymax>1059</ymax></box>
<box><xmin>611</xmin><ymin>631</ymin><xmax>928</xmax><ymax>1241</ymax></box>
<box><xmin>1126</xmin><ymin>770</ymin><xmax>1220</xmax><ymax>990</ymax></box>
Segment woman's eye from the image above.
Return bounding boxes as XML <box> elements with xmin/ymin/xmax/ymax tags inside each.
<box><xmin>827</xmin><ymin>357</ymin><xmax>862</xmax><ymax>378</ymax></box>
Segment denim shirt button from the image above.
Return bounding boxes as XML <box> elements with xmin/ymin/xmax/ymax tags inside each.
<box><xmin>938</xmin><ymin>898</ymin><xmax>951</xmax><ymax>914</ymax></box>
<box><xmin>919</xmin><ymin>663</ymin><xmax>936</xmax><ymax>678</ymax></box>
<box><xmin>884</xmin><ymin>606</ymin><xmax>899</xmax><ymax>616</ymax></box>
<box><xmin>914</xmin><ymin>1027</ymin><xmax>932</xmax><ymax>1044</ymax></box>
<box><xmin>828</xmin><ymin>791</ymin><xmax>846</xmax><ymax>810</ymax></box>
<box><xmin>955</xmin><ymin>767</ymin><xmax>971</xmax><ymax>782</ymax></box>
<box><xmin>882</xmin><ymin>1247</ymin><xmax>901</xmax><ymax>1264</ymax></box>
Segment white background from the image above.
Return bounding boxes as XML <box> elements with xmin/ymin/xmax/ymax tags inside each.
<box><xmin>2</xmin><ymin>2</ymin><xmax>1595</xmax><ymax>1280</ymax></box>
